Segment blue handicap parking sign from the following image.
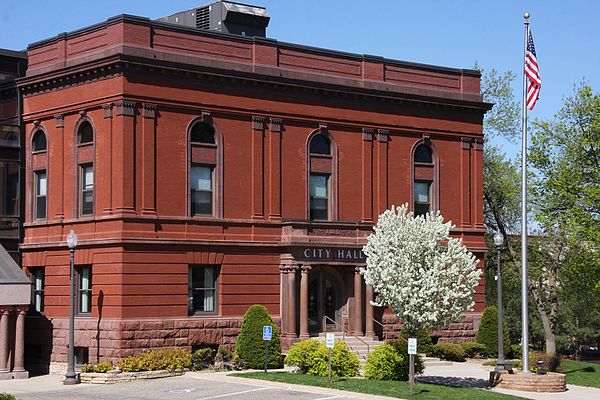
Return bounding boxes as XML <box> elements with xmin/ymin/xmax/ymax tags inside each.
<box><xmin>263</xmin><ymin>325</ymin><xmax>272</xmax><ymax>340</ymax></box>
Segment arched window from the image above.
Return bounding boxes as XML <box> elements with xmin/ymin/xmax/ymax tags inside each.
<box><xmin>32</xmin><ymin>131</ymin><xmax>47</xmax><ymax>151</ymax></box>
<box><xmin>78</xmin><ymin>121</ymin><xmax>94</xmax><ymax>144</ymax></box>
<box><xmin>190</xmin><ymin>121</ymin><xmax>215</xmax><ymax>144</ymax></box>
<box><xmin>76</xmin><ymin>120</ymin><xmax>95</xmax><ymax>216</ymax></box>
<box><xmin>308</xmin><ymin>131</ymin><xmax>336</xmax><ymax>221</ymax></box>
<box><xmin>189</xmin><ymin>117</ymin><xmax>222</xmax><ymax>217</ymax></box>
<box><xmin>412</xmin><ymin>143</ymin><xmax>436</xmax><ymax>217</ymax></box>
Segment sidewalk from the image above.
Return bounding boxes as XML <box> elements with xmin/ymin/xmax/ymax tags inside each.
<box><xmin>420</xmin><ymin>360</ymin><xmax>600</xmax><ymax>400</ymax></box>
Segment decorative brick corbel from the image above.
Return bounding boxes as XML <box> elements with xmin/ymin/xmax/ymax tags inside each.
<box><xmin>362</xmin><ymin>128</ymin><xmax>374</xmax><ymax>141</ymax></box>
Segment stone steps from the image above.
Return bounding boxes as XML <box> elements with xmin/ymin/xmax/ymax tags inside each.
<box><xmin>421</xmin><ymin>354</ymin><xmax>453</xmax><ymax>367</ymax></box>
<box><xmin>315</xmin><ymin>332</ymin><xmax>385</xmax><ymax>366</ymax></box>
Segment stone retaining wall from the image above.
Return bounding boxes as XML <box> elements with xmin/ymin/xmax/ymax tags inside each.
<box><xmin>381</xmin><ymin>313</ymin><xmax>482</xmax><ymax>343</ymax></box>
<box><xmin>489</xmin><ymin>371</ymin><xmax>566</xmax><ymax>392</ymax></box>
<box><xmin>80</xmin><ymin>369</ymin><xmax>185</xmax><ymax>384</ymax></box>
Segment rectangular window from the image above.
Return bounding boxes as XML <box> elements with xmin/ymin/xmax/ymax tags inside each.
<box><xmin>191</xmin><ymin>165</ymin><xmax>213</xmax><ymax>216</ymax></box>
<box><xmin>414</xmin><ymin>181</ymin><xmax>431</xmax><ymax>217</ymax></box>
<box><xmin>30</xmin><ymin>267</ymin><xmax>44</xmax><ymax>313</ymax></box>
<box><xmin>80</xmin><ymin>165</ymin><xmax>94</xmax><ymax>216</ymax></box>
<box><xmin>76</xmin><ymin>266</ymin><xmax>92</xmax><ymax>315</ymax></box>
<box><xmin>310</xmin><ymin>174</ymin><xmax>329</xmax><ymax>220</ymax></box>
<box><xmin>35</xmin><ymin>170</ymin><xmax>47</xmax><ymax>219</ymax></box>
<box><xmin>188</xmin><ymin>265</ymin><xmax>219</xmax><ymax>315</ymax></box>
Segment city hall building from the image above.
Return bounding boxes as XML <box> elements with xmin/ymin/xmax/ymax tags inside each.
<box><xmin>16</xmin><ymin>2</ymin><xmax>489</xmax><ymax>371</ymax></box>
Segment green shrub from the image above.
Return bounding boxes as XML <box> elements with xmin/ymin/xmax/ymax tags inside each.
<box><xmin>285</xmin><ymin>339</ymin><xmax>322</xmax><ymax>373</ymax></box>
<box><xmin>119</xmin><ymin>348</ymin><xmax>191</xmax><ymax>372</ymax></box>
<box><xmin>432</xmin><ymin>343</ymin><xmax>467</xmax><ymax>362</ymax></box>
<box><xmin>400</xmin><ymin>327</ymin><xmax>434</xmax><ymax>356</ymax></box>
<box><xmin>392</xmin><ymin>338</ymin><xmax>425</xmax><ymax>380</ymax></box>
<box><xmin>81</xmin><ymin>360</ymin><xmax>114</xmax><ymax>373</ymax></box>
<box><xmin>529</xmin><ymin>351</ymin><xmax>561</xmax><ymax>372</ymax></box>
<box><xmin>0</xmin><ymin>393</ymin><xmax>16</xmax><ymax>400</ymax></box>
<box><xmin>285</xmin><ymin>339</ymin><xmax>359</xmax><ymax>377</ymax></box>
<box><xmin>461</xmin><ymin>342</ymin><xmax>486</xmax><ymax>358</ymax></box>
<box><xmin>510</xmin><ymin>344</ymin><xmax>522</xmax><ymax>360</ymax></box>
<box><xmin>216</xmin><ymin>346</ymin><xmax>233</xmax><ymax>362</ymax></box>
<box><xmin>192</xmin><ymin>348</ymin><xmax>215</xmax><ymax>370</ymax></box>
<box><xmin>235</xmin><ymin>305</ymin><xmax>282</xmax><ymax>369</ymax></box>
<box><xmin>476</xmin><ymin>306</ymin><xmax>511</xmax><ymax>357</ymax></box>
<box><xmin>364</xmin><ymin>343</ymin><xmax>405</xmax><ymax>380</ymax></box>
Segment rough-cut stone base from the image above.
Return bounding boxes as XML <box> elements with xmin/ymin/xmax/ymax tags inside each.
<box><xmin>381</xmin><ymin>312</ymin><xmax>482</xmax><ymax>343</ymax></box>
<box><xmin>489</xmin><ymin>370</ymin><xmax>566</xmax><ymax>392</ymax></box>
<box><xmin>80</xmin><ymin>369</ymin><xmax>185</xmax><ymax>384</ymax></box>
<box><xmin>0</xmin><ymin>370</ymin><xmax>29</xmax><ymax>380</ymax></box>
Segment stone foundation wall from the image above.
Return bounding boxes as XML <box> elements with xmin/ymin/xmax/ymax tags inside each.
<box><xmin>490</xmin><ymin>371</ymin><xmax>566</xmax><ymax>392</ymax></box>
<box><xmin>26</xmin><ymin>316</ymin><xmax>282</xmax><ymax>372</ymax></box>
<box><xmin>381</xmin><ymin>313</ymin><xmax>482</xmax><ymax>343</ymax></box>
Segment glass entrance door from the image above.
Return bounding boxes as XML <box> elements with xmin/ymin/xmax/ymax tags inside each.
<box><xmin>308</xmin><ymin>269</ymin><xmax>341</xmax><ymax>332</ymax></box>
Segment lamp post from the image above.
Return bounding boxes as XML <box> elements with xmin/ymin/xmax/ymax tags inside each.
<box><xmin>493</xmin><ymin>231</ymin><xmax>507</xmax><ymax>372</ymax></box>
<box><xmin>64</xmin><ymin>229</ymin><xmax>79</xmax><ymax>385</ymax></box>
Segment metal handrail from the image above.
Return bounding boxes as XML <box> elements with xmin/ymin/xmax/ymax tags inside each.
<box><xmin>370</xmin><ymin>318</ymin><xmax>390</xmax><ymax>341</ymax></box>
<box><xmin>352</xmin><ymin>334</ymin><xmax>370</xmax><ymax>356</ymax></box>
<box><xmin>322</xmin><ymin>315</ymin><xmax>340</xmax><ymax>333</ymax></box>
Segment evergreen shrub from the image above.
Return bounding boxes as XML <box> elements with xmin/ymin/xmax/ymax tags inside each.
<box><xmin>191</xmin><ymin>348</ymin><xmax>215</xmax><ymax>370</ymax></box>
<box><xmin>364</xmin><ymin>343</ymin><xmax>405</xmax><ymax>380</ymax></box>
<box><xmin>529</xmin><ymin>351</ymin><xmax>561</xmax><ymax>372</ymax></box>
<box><xmin>476</xmin><ymin>306</ymin><xmax>511</xmax><ymax>357</ymax></box>
<box><xmin>460</xmin><ymin>342</ymin><xmax>486</xmax><ymax>358</ymax></box>
<box><xmin>235</xmin><ymin>304</ymin><xmax>282</xmax><ymax>369</ymax></box>
<box><xmin>119</xmin><ymin>348</ymin><xmax>191</xmax><ymax>372</ymax></box>
<box><xmin>285</xmin><ymin>339</ymin><xmax>359</xmax><ymax>377</ymax></box>
<box><xmin>81</xmin><ymin>360</ymin><xmax>114</xmax><ymax>373</ymax></box>
<box><xmin>400</xmin><ymin>327</ymin><xmax>434</xmax><ymax>356</ymax></box>
<box><xmin>432</xmin><ymin>343</ymin><xmax>467</xmax><ymax>362</ymax></box>
<box><xmin>392</xmin><ymin>337</ymin><xmax>425</xmax><ymax>380</ymax></box>
<box><xmin>0</xmin><ymin>394</ymin><xmax>16</xmax><ymax>400</ymax></box>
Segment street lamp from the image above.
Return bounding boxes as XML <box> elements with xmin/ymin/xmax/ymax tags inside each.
<box><xmin>493</xmin><ymin>231</ymin><xmax>507</xmax><ymax>372</ymax></box>
<box><xmin>64</xmin><ymin>229</ymin><xmax>79</xmax><ymax>385</ymax></box>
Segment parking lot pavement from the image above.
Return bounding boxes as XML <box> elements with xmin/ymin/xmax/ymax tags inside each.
<box><xmin>1</xmin><ymin>372</ymin><xmax>395</xmax><ymax>400</ymax></box>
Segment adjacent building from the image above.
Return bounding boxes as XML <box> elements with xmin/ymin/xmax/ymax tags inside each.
<box><xmin>17</xmin><ymin>2</ymin><xmax>490</xmax><ymax>372</ymax></box>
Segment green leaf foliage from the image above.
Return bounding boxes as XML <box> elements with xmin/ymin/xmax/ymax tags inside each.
<box><xmin>285</xmin><ymin>339</ymin><xmax>359</xmax><ymax>378</ymax></box>
<box><xmin>119</xmin><ymin>348</ymin><xmax>191</xmax><ymax>372</ymax></box>
<box><xmin>0</xmin><ymin>394</ymin><xmax>16</xmax><ymax>400</ymax></box>
<box><xmin>400</xmin><ymin>327</ymin><xmax>434</xmax><ymax>356</ymax></box>
<box><xmin>432</xmin><ymin>343</ymin><xmax>466</xmax><ymax>362</ymax></box>
<box><xmin>460</xmin><ymin>342</ymin><xmax>486</xmax><ymax>358</ymax></box>
<box><xmin>235</xmin><ymin>304</ymin><xmax>282</xmax><ymax>369</ymax></box>
<box><xmin>391</xmin><ymin>337</ymin><xmax>425</xmax><ymax>380</ymax></box>
<box><xmin>364</xmin><ymin>343</ymin><xmax>405</xmax><ymax>381</ymax></box>
<box><xmin>81</xmin><ymin>360</ymin><xmax>114</xmax><ymax>373</ymax></box>
<box><xmin>191</xmin><ymin>348</ymin><xmax>216</xmax><ymax>370</ymax></box>
<box><xmin>476</xmin><ymin>306</ymin><xmax>511</xmax><ymax>357</ymax></box>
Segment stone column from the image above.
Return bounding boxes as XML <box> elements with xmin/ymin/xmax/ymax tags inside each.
<box><xmin>0</xmin><ymin>308</ymin><xmax>9</xmax><ymax>372</ymax></box>
<box><xmin>353</xmin><ymin>267</ymin><xmax>364</xmax><ymax>336</ymax></box>
<box><xmin>299</xmin><ymin>264</ymin><xmax>311</xmax><ymax>339</ymax></box>
<box><xmin>365</xmin><ymin>284</ymin><xmax>376</xmax><ymax>338</ymax></box>
<box><xmin>286</xmin><ymin>266</ymin><xmax>298</xmax><ymax>338</ymax></box>
<box><xmin>13</xmin><ymin>307</ymin><xmax>27</xmax><ymax>372</ymax></box>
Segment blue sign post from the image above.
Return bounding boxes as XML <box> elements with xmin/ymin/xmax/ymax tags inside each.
<box><xmin>262</xmin><ymin>326</ymin><xmax>272</xmax><ymax>373</ymax></box>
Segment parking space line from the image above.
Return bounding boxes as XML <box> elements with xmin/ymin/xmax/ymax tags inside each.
<box><xmin>312</xmin><ymin>396</ymin><xmax>341</xmax><ymax>400</ymax></box>
<box><xmin>195</xmin><ymin>386</ymin><xmax>272</xmax><ymax>399</ymax></box>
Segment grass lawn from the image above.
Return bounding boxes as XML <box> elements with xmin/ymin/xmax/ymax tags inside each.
<box><xmin>562</xmin><ymin>359</ymin><xmax>600</xmax><ymax>388</ymax></box>
<box><xmin>232</xmin><ymin>372</ymin><xmax>526</xmax><ymax>399</ymax></box>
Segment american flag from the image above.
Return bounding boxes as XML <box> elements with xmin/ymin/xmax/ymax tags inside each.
<box><xmin>524</xmin><ymin>30</ymin><xmax>541</xmax><ymax>110</ymax></box>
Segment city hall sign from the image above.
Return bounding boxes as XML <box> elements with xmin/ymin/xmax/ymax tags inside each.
<box><xmin>292</xmin><ymin>247</ymin><xmax>366</xmax><ymax>262</ymax></box>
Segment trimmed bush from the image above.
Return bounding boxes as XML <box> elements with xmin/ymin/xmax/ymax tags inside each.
<box><xmin>432</xmin><ymin>343</ymin><xmax>467</xmax><ymax>362</ymax></box>
<box><xmin>0</xmin><ymin>394</ymin><xmax>16</xmax><ymax>400</ymax></box>
<box><xmin>461</xmin><ymin>342</ymin><xmax>486</xmax><ymax>358</ymax></box>
<box><xmin>510</xmin><ymin>344</ymin><xmax>522</xmax><ymax>360</ymax></box>
<box><xmin>400</xmin><ymin>327</ymin><xmax>434</xmax><ymax>356</ymax></box>
<box><xmin>392</xmin><ymin>337</ymin><xmax>425</xmax><ymax>380</ymax></box>
<box><xmin>81</xmin><ymin>360</ymin><xmax>114</xmax><ymax>373</ymax></box>
<box><xmin>191</xmin><ymin>348</ymin><xmax>215</xmax><ymax>370</ymax></box>
<box><xmin>285</xmin><ymin>339</ymin><xmax>322</xmax><ymax>373</ymax></box>
<box><xmin>119</xmin><ymin>348</ymin><xmax>191</xmax><ymax>372</ymax></box>
<box><xmin>285</xmin><ymin>339</ymin><xmax>359</xmax><ymax>377</ymax></box>
<box><xmin>364</xmin><ymin>343</ymin><xmax>405</xmax><ymax>380</ymax></box>
<box><xmin>476</xmin><ymin>306</ymin><xmax>511</xmax><ymax>357</ymax></box>
<box><xmin>529</xmin><ymin>351</ymin><xmax>561</xmax><ymax>372</ymax></box>
<box><xmin>235</xmin><ymin>304</ymin><xmax>282</xmax><ymax>369</ymax></box>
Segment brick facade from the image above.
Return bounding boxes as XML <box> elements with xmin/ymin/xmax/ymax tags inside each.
<box><xmin>18</xmin><ymin>14</ymin><xmax>490</xmax><ymax>371</ymax></box>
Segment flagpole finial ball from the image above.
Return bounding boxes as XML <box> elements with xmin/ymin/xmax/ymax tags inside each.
<box><xmin>523</xmin><ymin>12</ymin><xmax>530</xmax><ymax>19</ymax></box>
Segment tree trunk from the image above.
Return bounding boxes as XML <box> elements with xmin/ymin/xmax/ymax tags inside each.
<box><xmin>531</xmin><ymin>286</ymin><xmax>557</xmax><ymax>356</ymax></box>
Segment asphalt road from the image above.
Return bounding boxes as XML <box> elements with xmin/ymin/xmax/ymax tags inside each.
<box><xmin>6</xmin><ymin>372</ymin><xmax>391</xmax><ymax>400</ymax></box>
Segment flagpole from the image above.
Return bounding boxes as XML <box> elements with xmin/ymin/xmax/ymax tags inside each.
<box><xmin>521</xmin><ymin>11</ymin><xmax>530</xmax><ymax>374</ymax></box>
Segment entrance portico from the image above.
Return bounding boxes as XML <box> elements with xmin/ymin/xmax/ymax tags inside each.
<box><xmin>279</xmin><ymin>246</ymin><xmax>377</xmax><ymax>343</ymax></box>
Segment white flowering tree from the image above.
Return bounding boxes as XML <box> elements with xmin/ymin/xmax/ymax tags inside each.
<box><xmin>361</xmin><ymin>204</ymin><xmax>482</xmax><ymax>335</ymax></box>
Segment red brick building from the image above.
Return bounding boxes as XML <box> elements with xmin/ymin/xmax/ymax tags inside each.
<box><xmin>18</xmin><ymin>6</ymin><xmax>489</xmax><ymax>371</ymax></box>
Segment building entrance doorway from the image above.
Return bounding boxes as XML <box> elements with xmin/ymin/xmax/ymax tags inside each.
<box><xmin>308</xmin><ymin>269</ymin><xmax>342</xmax><ymax>332</ymax></box>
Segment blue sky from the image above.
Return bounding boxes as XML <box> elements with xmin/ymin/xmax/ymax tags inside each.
<box><xmin>1</xmin><ymin>0</ymin><xmax>598</xmax><ymax>158</ymax></box>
